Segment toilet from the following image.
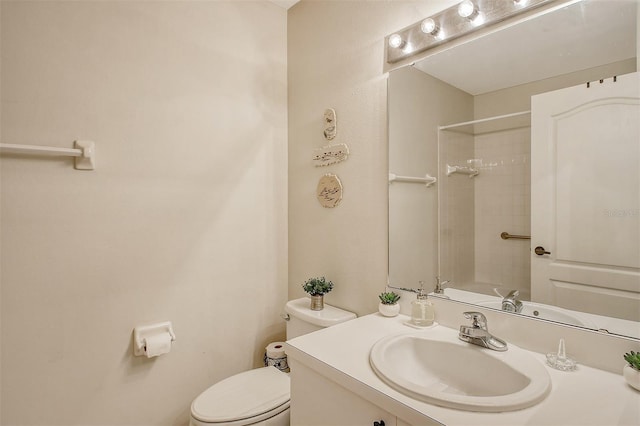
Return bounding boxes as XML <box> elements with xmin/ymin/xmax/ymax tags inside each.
<box><xmin>189</xmin><ymin>298</ymin><xmax>356</xmax><ymax>426</ymax></box>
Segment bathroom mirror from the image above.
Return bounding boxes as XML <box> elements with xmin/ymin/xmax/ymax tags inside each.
<box><xmin>388</xmin><ymin>0</ymin><xmax>639</xmax><ymax>339</ymax></box>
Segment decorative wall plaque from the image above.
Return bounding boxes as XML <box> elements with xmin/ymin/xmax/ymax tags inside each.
<box><xmin>316</xmin><ymin>173</ymin><xmax>343</xmax><ymax>208</ymax></box>
<box><xmin>323</xmin><ymin>108</ymin><xmax>337</xmax><ymax>140</ymax></box>
<box><xmin>312</xmin><ymin>143</ymin><xmax>350</xmax><ymax>167</ymax></box>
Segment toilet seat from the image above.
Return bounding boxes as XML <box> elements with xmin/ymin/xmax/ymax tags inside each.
<box><xmin>190</xmin><ymin>367</ymin><xmax>290</xmax><ymax>425</ymax></box>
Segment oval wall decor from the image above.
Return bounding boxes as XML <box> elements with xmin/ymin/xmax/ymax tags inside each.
<box><xmin>316</xmin><ymin>173</ymin><xmax>343</xmax><ymax>208</ymax></box>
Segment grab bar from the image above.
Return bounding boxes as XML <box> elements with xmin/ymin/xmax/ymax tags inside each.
<box><xmin>388</xmin><ymin>172</ymin><xmax>437</xmax><ymax>188</ymax></box>
<box><xmin>500</xmin><ymin>232</ymin><xmax>531</xmax><ymax>240</ymax></box>
<box><xmin>0</xmin><ymin>141</ymin><xmax>95</xmax><ymax>170</ymax></box>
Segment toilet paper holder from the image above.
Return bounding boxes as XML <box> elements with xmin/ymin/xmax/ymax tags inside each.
<box><xmin>133</xmin><ymin>321</ymin><xmax>176</xmax><ymax>357</ymax></box>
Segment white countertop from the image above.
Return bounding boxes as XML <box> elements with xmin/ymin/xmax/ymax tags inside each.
<box><xmin>286</xmin><ymin>313</ymin><xmax>640</xmax><ymax>426</ymax></box>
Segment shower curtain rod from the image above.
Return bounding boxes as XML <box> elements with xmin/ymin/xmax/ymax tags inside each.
<box><xmin>438</xmin><ymin>110</ymin><xmax>531</xmax><ymax>131</ymax></box>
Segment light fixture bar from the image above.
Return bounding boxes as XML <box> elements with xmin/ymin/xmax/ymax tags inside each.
<box><xmin>385</xmin><ymin>0</ymin><xmax>553</xmax><ymax>64</ymax></box>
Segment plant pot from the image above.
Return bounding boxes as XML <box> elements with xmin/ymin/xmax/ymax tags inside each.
<box><xmin>310</xmin><ymin>294</ymin><xmax>324</xmax><ymax>311</ymax></box>
<box><xmin>623</xmin><ymin>365</ymin><xmax>640</xmax><ymax>391</ymax></box>
<box><xmin>378</xmin><ymin>302</ymin><xmax>400</xmax><ymax>317</ymax></box>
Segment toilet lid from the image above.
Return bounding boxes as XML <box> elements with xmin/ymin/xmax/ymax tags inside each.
<box><xmin>191</xmin><ymin>367</ymin><xmax>290</xmax><ymax>424</ymax></box>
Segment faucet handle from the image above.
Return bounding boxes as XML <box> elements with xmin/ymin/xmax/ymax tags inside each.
<box><xmin>463</xmin><ymin>312</ymin><xmax>488</xmax><ymax>330</ymax></box>
<box><xmin>434</xmin><ymin>276</ymin><xmax>450</xmax><ymax>294</ymax></box>
<box><xmin>504</xmin><ymin>289</ymin><xmax>520</xmax><ymax>299</ymax></box>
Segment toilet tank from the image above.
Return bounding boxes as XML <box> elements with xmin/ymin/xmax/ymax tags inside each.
<box><xmin>284</xmin><ymin>298</ymin><xmax>357</xmax><ymax>339</ymax></box>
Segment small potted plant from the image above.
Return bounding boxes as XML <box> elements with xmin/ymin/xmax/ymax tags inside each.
<box><xmin>623</xmin><ymin>351</ymin><xmax>640</xmax><ymax>391</ymax></box>
<box><xmin>378</xmin><ymin>291</ymin><xmax>401</xmax><ymax>317</ymax></box>
<box><xmin>302</xmin><ymin>277</ymin><xmax>334</xmax><ymax>311</ymax></box>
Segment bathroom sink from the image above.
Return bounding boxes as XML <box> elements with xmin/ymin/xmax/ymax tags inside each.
<box><xmin>369</xmin><ymin>328</ymin><xmax>551</xmax><ymax>412</ymax></box>
<box><xmin>475</xmin><ymin>300</ymin><xmax>597</xmax><ymax>328</ymax></box>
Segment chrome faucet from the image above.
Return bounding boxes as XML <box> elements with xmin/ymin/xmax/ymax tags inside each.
<box><xmin>459</xmin><ymin>312</ymin><xmax>508</xmax><ymax>351</ymax></box>
<box><xmin>502</xmin><ymin>290</ymin><xmax>523</xmax><ymax>313</ymax></box>
<box><xmin>434</xmin><ymin>277</ymin><xmax>450</xmax><ymax>295</ymax></box>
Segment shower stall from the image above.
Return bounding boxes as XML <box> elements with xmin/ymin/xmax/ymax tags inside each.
<box><xmin>438</xmin><ymin>111</ymin><xmax>532</xmax><ymax>300</ymax></box>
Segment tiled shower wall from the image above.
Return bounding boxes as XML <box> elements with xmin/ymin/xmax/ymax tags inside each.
<box><xmin>439</xmin><ymin>126</ymin><xmax>531</xmax><ymax>299</ymax></box>
<box><xmin>473</xmin><ymin>127</ymin><xmax>531</xmax><ymax>299</ymax></box>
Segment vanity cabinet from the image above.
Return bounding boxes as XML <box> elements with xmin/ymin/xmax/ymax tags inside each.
<box><xmin>288</xmin><ymin>359</ymin><xmax>435</xmax><ymax>426</ymax></box>
<box><xmin>289</xmin><ymin>359</ymin><xmax>396</xmax><ymax>426</ymax></box>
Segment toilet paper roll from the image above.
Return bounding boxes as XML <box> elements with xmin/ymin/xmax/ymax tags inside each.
<box><xmin>264</xmin><ymin>341</ymin><xmax>289</xmax><ymax>372</ymax></box>
<box><xmin>144</xmin><ymin>333</ymin><xmax>172</xmax><ymax>358</ymax></box>
<box><xmin>266</xmin><ymin>342</ymin><xmax>286</xmax><ymax>359</ymax></box>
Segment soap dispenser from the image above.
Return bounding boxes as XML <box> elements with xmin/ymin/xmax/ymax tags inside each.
<box><xmin>411</xmin><ymin>281</ymin><xmax>435</xmax><ymax>326</ymax></box>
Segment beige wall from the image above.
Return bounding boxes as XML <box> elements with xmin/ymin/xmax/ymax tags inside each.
<box><xmin>388</xmin><ymin>67</ymin><xmax>472</xmax><ymax>301</ymax></box>
<box><xmin>0</xmin><ymin>1</ymin><xmax>287</xmax><ymax>425</ymax></box>
<box><xmin>287</xmin><ymin>0</ymin><xmax>457</xmax><ymax>316</ymax></box>
<box><xmin>474</xmin><ymin>58</ymin><xmax>637</xmax><ymax>118</ymax></box>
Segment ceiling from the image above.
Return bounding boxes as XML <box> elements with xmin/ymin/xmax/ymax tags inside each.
<box><xmin>269</xmin><ymin>0</ymin><xmax>300</xmax><ymax>10</ymax></box>
<box><xmin>413</xmin><ymin>0</ymin><xmax>638</xmax><ymax>95</ymax></box>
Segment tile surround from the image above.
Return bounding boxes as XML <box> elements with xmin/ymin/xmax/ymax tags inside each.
<box><xmin>440</xmin><ymin>126</ymin><xmax>531</xmax><ymax>298</ymax></box>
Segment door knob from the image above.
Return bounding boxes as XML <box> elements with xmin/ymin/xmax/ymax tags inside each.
<box><xmin>534</xmin><ymin>246</ymin><xmax>551</xmax><ymax>256</ymax></box>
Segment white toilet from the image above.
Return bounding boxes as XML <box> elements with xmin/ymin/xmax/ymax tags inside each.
<box><xmin>189</xmin><ymin>297</ymin><xmax>356</xmax><ymax>426</ymax></box>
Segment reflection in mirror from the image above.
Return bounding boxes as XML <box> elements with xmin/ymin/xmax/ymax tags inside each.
<box><xmin>388</xmin><ymin>0</ymin><xmax>639</xmax><ymax>339</ymax></box>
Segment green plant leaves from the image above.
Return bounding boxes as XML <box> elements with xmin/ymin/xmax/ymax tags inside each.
<box><xmin>302</xmin><ymin>277</ymin><xmax>334</xmax><ymax>296</ymax></box>
<box><xmin>624</xmin><ymin>351</ymin><xmax>640</xmax><ymax>370</ymax></box>
<box><xmin>379</xmin><ymin>291</ymin><xmax>401</xmax><ymax>305</ymax></box>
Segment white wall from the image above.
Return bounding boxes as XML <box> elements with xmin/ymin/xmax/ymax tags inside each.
<box><xmin>288</xmin><ymin>0</ymin><xmax>458</xmax><ymax>316</ymax></box>
<box><xmin>0</xmin><ymin>1</ymin><xmax>287</xmax><ymax>425</ymax></box>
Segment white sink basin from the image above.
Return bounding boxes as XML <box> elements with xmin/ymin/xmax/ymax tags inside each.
<box><xmin>369</xmin><ymin>328</ymin><xmax>551</xmax><ymax>412</ymax></box>
<box><xmin>475</xmin><ymin>300</ymin><xmax>597</xmax><ymax>328</ymax></box>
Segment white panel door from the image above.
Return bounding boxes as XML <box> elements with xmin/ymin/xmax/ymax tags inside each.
<box><xmin>531</xmin><ymin>72</ymin><xmax>640</xmax><ymax>322</ymax></box>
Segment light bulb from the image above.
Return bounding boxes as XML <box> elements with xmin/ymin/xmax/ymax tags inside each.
<box><xmin>458</xmin><ymin>0</ymin><xmax>478</xmax><ymax>19</ymax></box>
<box><xmin>420</xmin><ymin>18</ymin><xmax>439</xmax><ymax>36</ymax></box>
<box><xmin>388</xmin><ymin>34</ymin><xmax>405</xmax><ymax>49</ymax></box>
<box><xmin>420</xmin><ymin>18</ymin><xmax>440</xmax><ymax>38</ymax></box>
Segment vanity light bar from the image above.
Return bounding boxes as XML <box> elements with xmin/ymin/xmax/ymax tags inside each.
<box><xmin>385</xmin><ymin>0</ymin><xmax>553</xmax><ymax>64</ymax></box>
